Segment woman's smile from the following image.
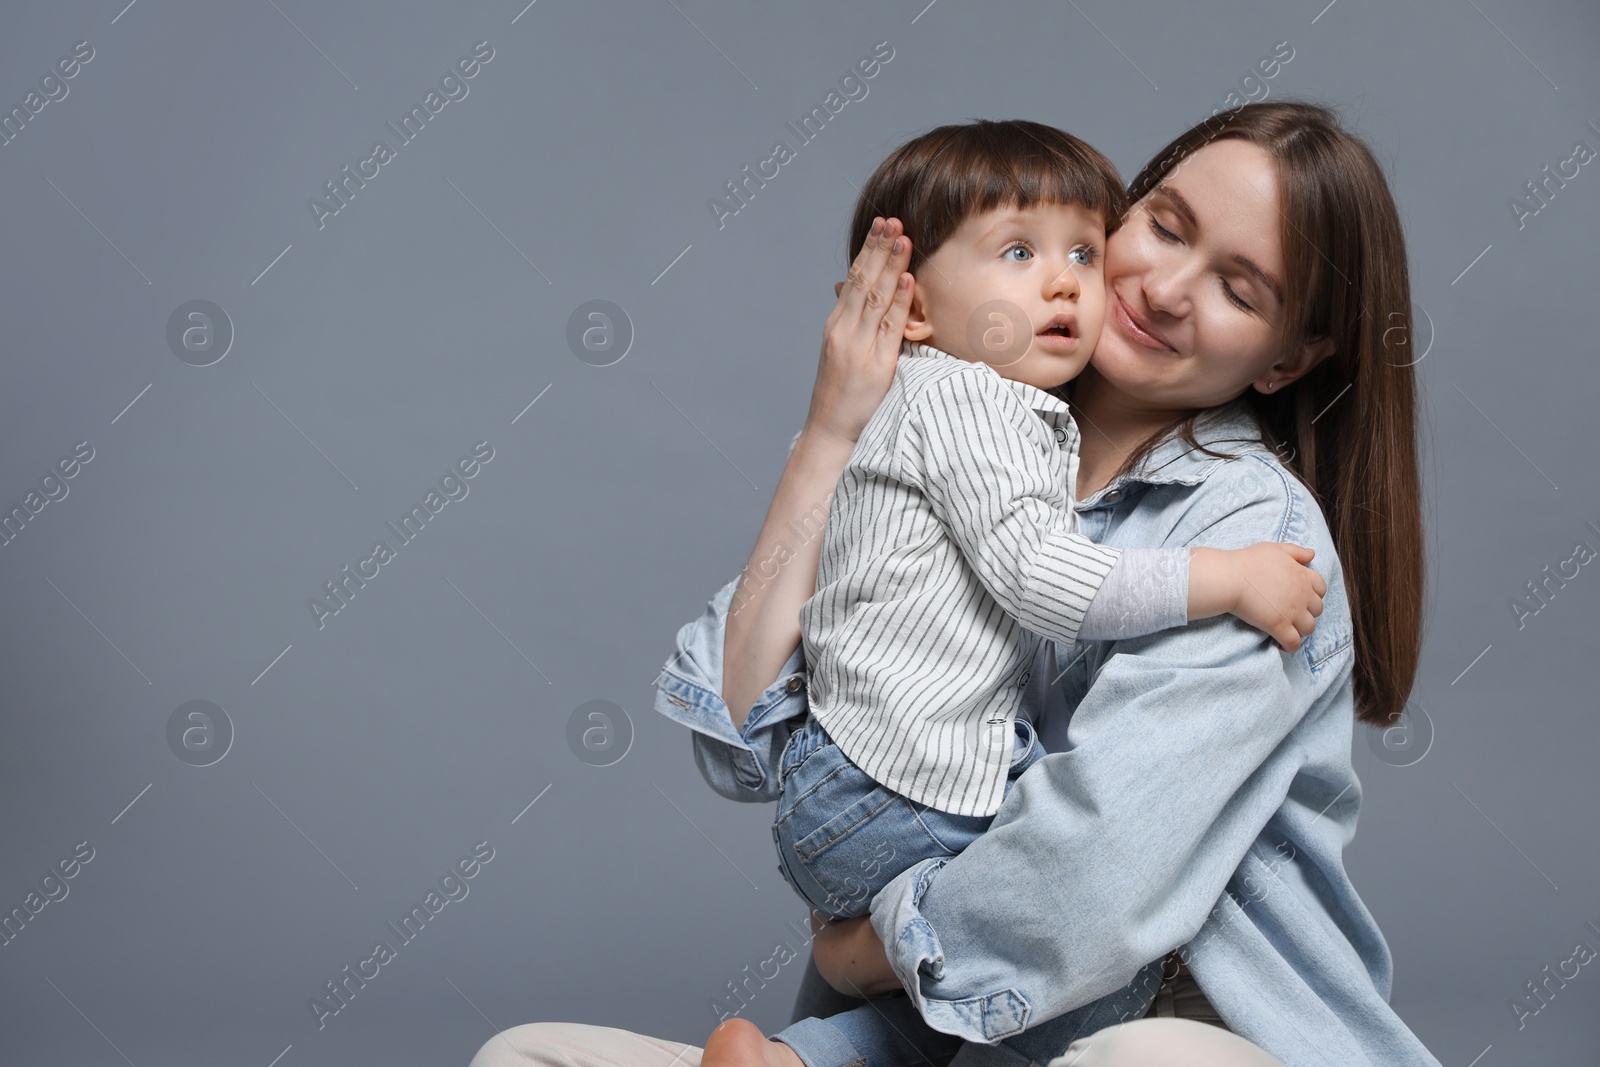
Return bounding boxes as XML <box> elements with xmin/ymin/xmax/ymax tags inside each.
<box><xmin>1110</xmin><ymin>290</ymin><xmax>1175</xmax><ymax>353</ymax></box>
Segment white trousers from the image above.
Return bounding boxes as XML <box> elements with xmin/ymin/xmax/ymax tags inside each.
<box><xmin>466</xmin><ymin>1018</ymin><xmax>1287</xmax><ymax>1067</ymax></box>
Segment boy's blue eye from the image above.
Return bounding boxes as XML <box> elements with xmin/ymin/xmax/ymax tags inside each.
<box><xmin>1069</xmin><ymin>247</ymin><xmax>1094</xmax><ymax>266</ymax></box>
<box><xmin>1004</xmin><ymin>245</ymin><xmax>1032</xmax><ymax>261</ymax></box>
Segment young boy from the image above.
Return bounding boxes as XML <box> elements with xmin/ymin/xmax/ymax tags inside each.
<box><xmin>683</xmin><ymin>118</ymin><xmax>1323</xmax><ymax>1067</ymax></box>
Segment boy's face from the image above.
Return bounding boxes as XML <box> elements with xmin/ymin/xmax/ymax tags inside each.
<box><xmin>903</xmin><ymin>201</ymin><xmax>1106</xmax><ymax>391</ymax></box>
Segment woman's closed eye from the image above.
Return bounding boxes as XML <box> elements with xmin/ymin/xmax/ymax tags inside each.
<box><xmin>1147</xmin><ymin>214</ymin><xmax>1256</xmax><ymax>313</ymax></box>
<box><xmin>1147</xmin><ymin>214</ymin><xmax>1180</xmax><ymax>243</ymax></box>
<box><xmin>1221</xmin><ymin>278</ymin><xmax>1254</xmax><ymax>312</ymax></box>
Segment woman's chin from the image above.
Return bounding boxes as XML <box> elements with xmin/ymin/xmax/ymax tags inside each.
<box><xmin>1088</xmin><ymin>335</ymin><xmax>1163</xmax><ymax>387</ymax></box>
<box><xmin>1088</xmin><ymin>342</ymin><xmax>1211</xmax><ymax>410</ymax></box>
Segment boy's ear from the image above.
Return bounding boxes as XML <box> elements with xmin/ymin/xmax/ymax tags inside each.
<box><xmin>901</xmin><ymin>280</ymin><xmax>934</xmax><ymax>342</ymax></box>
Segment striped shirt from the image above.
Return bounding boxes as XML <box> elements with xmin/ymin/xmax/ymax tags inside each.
<box><xmin>797</xmin><ymin>341</ymin><xmax>1186</xmax><ymax>816</ymax></box>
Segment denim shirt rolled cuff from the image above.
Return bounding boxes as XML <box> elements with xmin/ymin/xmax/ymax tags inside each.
<box><xmin>652</xmin><ymin>576</ymin><xmax>811</xmax><ymax>801</ymax></box>
<box><xmin>869</xmin><ymin>858</ymin><xmax>1033</xmax><ymax>1044</ymax></box>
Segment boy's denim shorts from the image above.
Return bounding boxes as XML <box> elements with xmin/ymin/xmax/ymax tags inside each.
<box><xmin>769</xmin><ymin>711</ymin><xmax>1045</xmax><ymax>920</ymax></box>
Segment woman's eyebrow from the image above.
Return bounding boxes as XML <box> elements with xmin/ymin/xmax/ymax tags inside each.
<box><xmin>1152</xmin><ymin>183</ymin><xmax>1197</xmax><ymax>225</ymax></box>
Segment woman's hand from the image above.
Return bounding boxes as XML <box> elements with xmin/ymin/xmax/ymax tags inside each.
<box><xmin>808</xmin><ymin>911</ymin><xmax>904</xmax><ymax>998</ymax></box>
<box><xmin>803</xmin><ymin>217</ymin><xmax>914</xmax><ymax>449</ymax></box>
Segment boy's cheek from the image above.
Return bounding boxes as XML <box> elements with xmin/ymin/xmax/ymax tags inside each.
<box><xmin>1081</xmin><ymin>296</ymin><xmax>1108</xmax><ymax>351</ymax></box>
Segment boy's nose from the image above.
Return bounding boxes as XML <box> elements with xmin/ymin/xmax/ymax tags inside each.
<box><xmin>1047</xmin><ymin>262</ymin><xmax>1081</xmax><ymax>299</ymax></box>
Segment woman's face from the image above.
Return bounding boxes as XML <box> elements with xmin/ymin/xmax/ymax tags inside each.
<box><xmin>1093</xmin><ymin>139</ymin><xmax>1310</xmax><ymax>411</ymax></box>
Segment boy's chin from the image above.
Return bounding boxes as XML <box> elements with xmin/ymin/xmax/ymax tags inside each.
<box><xmin>1007</xmin><ymin>347</ymin><xmax>1091</xmax><ymax>390</ymax></box>
<box><xmin>920</xmin><ymin>336</ymin><xmax>1087</xmax><ymax>390</ymax></box>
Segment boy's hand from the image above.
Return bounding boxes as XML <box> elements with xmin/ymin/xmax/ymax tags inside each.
<box><xmin>1188</xmin><ymin>543</ymin><xmax>1326</xmax><ymax>652</ymax></box>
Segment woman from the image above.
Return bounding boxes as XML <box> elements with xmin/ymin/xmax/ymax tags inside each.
<box><xmin>470</xmin><ymin>102</ymin><xmax>1438</xmax><ymax>1066</ymax></box>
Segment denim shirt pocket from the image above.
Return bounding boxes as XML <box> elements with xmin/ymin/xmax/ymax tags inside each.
<box><xmin>1303</xmin><ymin>621</ymin><xmax>1353</xmax><ymax>675</ymax></box>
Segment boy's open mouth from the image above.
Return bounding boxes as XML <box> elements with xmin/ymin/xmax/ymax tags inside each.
<box><xmin>1038</xmin><ymin>314</ymin><xmax>1077</xmax><ymax>341</ymax></box>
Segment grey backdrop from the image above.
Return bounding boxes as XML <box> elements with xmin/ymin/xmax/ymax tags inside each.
<box><xmin>1</xmin><ymin>1</ymin><xmax>1596</xmax><ymax>1064</ymax></box>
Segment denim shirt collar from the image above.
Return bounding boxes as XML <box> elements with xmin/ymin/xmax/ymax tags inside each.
<box><xmin>1079</xmin><ymin>397</ymin><xmax>1273</xmax><ymax>507</ymax></box>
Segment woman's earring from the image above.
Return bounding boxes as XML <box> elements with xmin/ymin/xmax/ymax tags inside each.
<box><xmin>1267</xmin><ymin>381</ymin><xmax>1276</xmax><ymax>390</ymax></box>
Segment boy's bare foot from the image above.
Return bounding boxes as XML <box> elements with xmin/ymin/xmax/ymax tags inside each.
<box><xmin>702</xmin><ymin>1018</ymin><xmax>806</xmax><ymax>1067</ymax></box>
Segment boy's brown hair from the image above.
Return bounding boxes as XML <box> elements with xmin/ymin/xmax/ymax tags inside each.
<box><xmin>846</xmin><ymin>119</ymin><xmax>1127</xmax><ymax>273</ymax></box>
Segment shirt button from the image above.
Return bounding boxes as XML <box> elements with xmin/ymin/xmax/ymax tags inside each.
<box><xmin>1053</xmin><ymin>427</ymin><xmax>1067</xmax><ymax>443</ymax></box>
<box><xmin>784</xmin><ymin>675</ymin><xmax>805</xmax><ymax>694</ymax></box>
<box><xmin>1103</xmin><ymin>489</ymin><xmax>1121</xmax><ymax>503</ymax></box>
<box><xmin>1017</xmin><ymin>671</ymin><xmax>1031</xmax><ymax>688</ymax></box>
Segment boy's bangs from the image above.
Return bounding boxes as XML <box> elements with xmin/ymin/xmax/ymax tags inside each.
<box><xmin>847</xmin><ymin>119</ymin><xmax>1127</xmax><ymax>270</ymax></box>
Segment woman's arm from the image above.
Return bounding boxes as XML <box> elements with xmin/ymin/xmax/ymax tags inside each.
<box><xmin>722</xmin><ymin>429</ymin><xmax>854</xmax><ymax>733</ymax></box>
<box><xmin>723</xmin><ymin>219</ymin><xmax>913</xmax><ymax>730</ymax></box>
<box><xmin>862</xmin><ymin>466</ymin><xmax>1354</xmax><ymax>1043</ymax></box>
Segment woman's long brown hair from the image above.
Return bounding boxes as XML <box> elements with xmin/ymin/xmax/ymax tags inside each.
<box><xmin>1092</xmin><ymin>102</ymin><xmax>1423</xmax><ymax>728</ymax></box>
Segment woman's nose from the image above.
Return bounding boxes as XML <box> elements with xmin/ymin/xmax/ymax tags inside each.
<box><xmin>1142</xmin><ymin>264</ymin><xmax>1190</xmax><ymax>317</ymax></box>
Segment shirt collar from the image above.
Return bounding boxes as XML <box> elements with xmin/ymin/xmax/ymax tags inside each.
<box><xmin>1107</xmin><ymin>397</ymin><xmax>1271</xmax><ymax>489</ymax></box>
<box><xmin>902</xmin><ymin>340</ymin><xmax>1070</xmax><ymax>420</ymax></box>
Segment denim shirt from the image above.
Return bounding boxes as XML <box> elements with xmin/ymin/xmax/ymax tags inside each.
<box><xmin>652</xmin><ymin>399</ymin><xmax>1442</xmax><ymax>1067</ymax></box>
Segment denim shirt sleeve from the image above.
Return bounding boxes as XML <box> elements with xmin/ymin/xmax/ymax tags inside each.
<box><xmin>652</xmin><ymin>573</ymin><xmax>811</xmax><ymax>803</ymax></box>
<box><xmin>868</xmin><ymin>461</ymin><xmax>1343</xmax><ymax>1043</ymax></box>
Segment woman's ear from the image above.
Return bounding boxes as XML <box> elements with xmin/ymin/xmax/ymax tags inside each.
<box><xmin>1256</xmin><ymin>335</ymin><xmax>1335</xmax><ymax>393</ymax></box>
<box><xmin>901</xmin><ymin>281</ymin><xmax>934</xmax><ymax>342</ymax></box>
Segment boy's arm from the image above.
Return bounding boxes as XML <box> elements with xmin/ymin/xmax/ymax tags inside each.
<box><xmin>1076</xmin><ymin>547</ymin><xmax>1189</xmax><ymax>641</ymax></box>
<box><xmin>902</xmin><ymin>373</ymin><xmax>1330</xmax><ymax>649</ymax></box>
<box><xmin>898</xmin><ymin>373</ymin><xmax>1127</xmax><ymax>648</ymax></box>
<box><xmin>1078</xmin><ymin>543</ymin><xmax>1327</xmax><ymax>652</ymax></box>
